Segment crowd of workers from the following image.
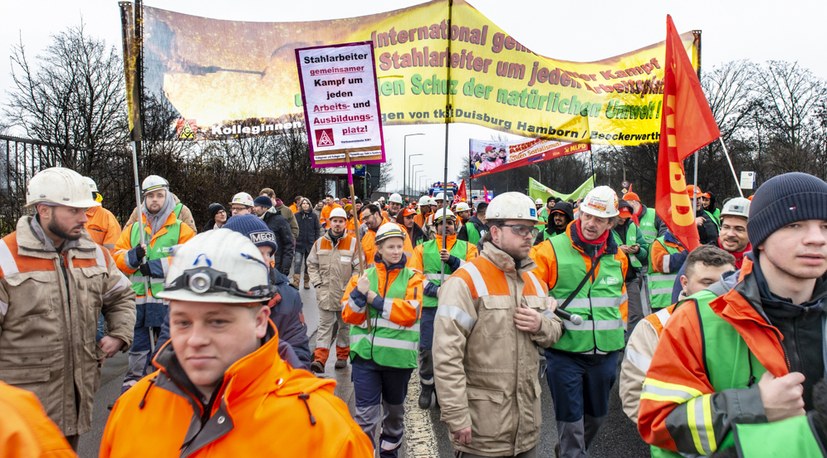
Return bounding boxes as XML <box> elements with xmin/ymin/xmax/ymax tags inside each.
<box><xmin>1</xmin><ymin>166</ymin><xmax>826</xmax><ymax>458</ymax></box>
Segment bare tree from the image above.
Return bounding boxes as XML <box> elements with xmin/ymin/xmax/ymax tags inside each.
<box><xmin>752</xmin><ymin>61</ymin><xmax>827</xmax><ymax>178</ymax></box>
<box><xmin>4</xmin><ymin>23</ymin><xmax>128</xmax><ymax>174</ymax></box>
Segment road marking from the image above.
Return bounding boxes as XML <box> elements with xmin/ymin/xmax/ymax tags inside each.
<box><xmin>405</xmin><ymin>372</ymin><xmax>439</xmax><ymax>457</ymax></box>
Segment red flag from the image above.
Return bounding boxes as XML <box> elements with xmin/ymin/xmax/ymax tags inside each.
<box><xmin>456</xmin><ymin>179</ymin><xmax>467</xmax><ymax>202</ymax></box>
<box><xmin>483</xmin><ymin>186</ymin><xmax>490</xmax><ymax>203</ymax></box>
<box><xmin>655</xmin><ymin>16</ymin><xmax>720</xmax><ymax>251</ymax></box>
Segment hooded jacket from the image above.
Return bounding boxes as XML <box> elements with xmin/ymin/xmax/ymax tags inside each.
<box><xmin>0</xmin><ymin>216</ymin><xmax>136</xmax><ymax>436</ymax></box>
<box><xmin>638</xmin><ymin>257</ymin><xmax>827</xmax><ymax>455</ymax></box>
<box><xmin>100</xmin><ymin>322</ymin><xmax>373</xmax><ymax>457</ymax></box>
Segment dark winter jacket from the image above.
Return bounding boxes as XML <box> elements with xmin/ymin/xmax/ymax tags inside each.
<box><xmin>261</xmin><ymin>210</ymin><xmax>295</xmax><ymax>275</ymax></box>
<box><xmin>269</xmin><ymin>269</ymin><xmax>311</xmax><ymax>370</ymax></box>
<box><xmin>295</xmin><ymin>209</ymin><xmax>321</xmax><ymax>254</ymax></box>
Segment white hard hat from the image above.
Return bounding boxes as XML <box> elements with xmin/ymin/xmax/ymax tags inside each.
<box><xmin>329</xmin><ymin>207</ymin><xmax>348</xmax><ymax>220</ymax></box>
<box><xmin>434</xmin><ymin>192</ymin><xmax>445</xmax><ymax>201</ymax></box>
<box><xmin>141</xmin><ymin>175</ymin><xmax>169</xmax><ymax>194</ymax></box>
<box><xmin>580</xmin><ymin>186</ymin><xmax>619</xmax><ymax>218</ymax></box>
<box><xmin>427</xmin><ymin>197</ymin><xmax>437</xmax><ymax>206</ymax></box>
<box><xmin>535</xmin><ymin>198</ymin><xmax>544</xmax><ymax>205</ymax></box>
<box><xmin>84</xmin><ymin>176</ymin><xmax>98</xmax><ymax>193</ymax></box>
<box><xmin>433</xmin><ymin>208</ymin><xmax>456</xmax><ymax>222</ymax></box>
<box><xmin>486</xmin><ymin>192</ymin><xmax>538</xmax><ymax>222</ymax></box>
<box><xmin>418</xmin><ymin>195</ymin><xmax>431</xmax><ymax>206</ymax></box>
<box><xmin>230</xmin><ymin>192</ymin><xmax>254</xmax><ymax>207</ymax></box>
<box><xmin>720</xmin><ymin>197</ymin><xmax>750</xmax><ymax>219</ymax></box>
<box><xmin>26</xmin><ymin>167</ymin><xmax>100</xmax><ymax>208</ymax></box>
<box><xmin>378</xmin><ymin>196</ymin><xmax>386</xmax><ymax>203</ymax></box>
<box><xmin>375</xmin><ymin>222</ymin><xmax>407</xmax><ymax>243</ymax></box>
<box><xmin>455</xmin><ymin>202</ymin><xmax>471</xmax><ymax>212</ymax></box>
<box><xmin>157</xmin><ymin>229</ymin><xmax>275</xmax><ymax>304</ymax></box>
<box><xmin>389</xmin><ymin>193</ymin><xmax>403</xmax><ymax>204</ymax></box>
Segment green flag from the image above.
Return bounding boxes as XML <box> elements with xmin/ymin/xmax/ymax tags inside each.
<box><xmin>528</xmin><ymin>175</ymin><xmax>595</xmax><ymax>203</ymax></box>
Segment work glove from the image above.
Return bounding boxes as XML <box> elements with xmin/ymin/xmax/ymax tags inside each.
<box><xmin>127</xmin><ymin>245</ymin><xmax>147</xmax><ymax>268</ymax></box>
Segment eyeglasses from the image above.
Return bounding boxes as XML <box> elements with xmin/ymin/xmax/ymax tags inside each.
<box><xmin>165</xmin><ymin>262</ymin><xmax>276</xmax><ymax>300</ymax></box>
<box><xmin>499</xmin><ymin>224</ymin><xmax>539</xmax><ymax>238</ymax></box>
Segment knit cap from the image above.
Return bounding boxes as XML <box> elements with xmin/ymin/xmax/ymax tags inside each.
<box><xmin>208</xmin><ymin>202</ymin><xmax>225</xmax><ymax>219</ymax></box>
<box><xmin>224</xmin><ymin>214</ymin><xmax>278</xmax><ymax>254</ymax></box>
<box><xmin>747</xmin><ymin>172</ymin><xmax>827</xmax><ymax>248</ymax></box>
<box><xmin>253</xmin><ymin>195</ymin><xmax>273</xmax><ymax>208</ymax></box>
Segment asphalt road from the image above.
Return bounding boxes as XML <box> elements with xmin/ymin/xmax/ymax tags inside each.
<box><xmin>80</xmin><ymin>283</ymin><xmax>650</xmax><ymax>457</ymax></box>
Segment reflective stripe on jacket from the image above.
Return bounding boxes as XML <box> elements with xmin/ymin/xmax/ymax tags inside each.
<box><xmin>433</xmin><ymin>242</ymin><xmax>562</xmax><ymax>456</ymax></box>
<box><xmin>408</xmin><ymin>235</ymin><xmax>477</xmax><ymax>308</ymax></box>
<box><xmin>341</xmin><ymin>261</ymin><xmax>423</xmax><ymax>369</ymax></box>
<box><xmin>638</xmin><ymin>261</ymin><xmax>796</xmax><ymax>456</ymax></box>
<box><xmin>114</xmin><ymin>212</ymin><xmax>194</xmax><ymax>302</ymax></box>
<box><xmin>306</xmin><ymin>232</ymin><xmax>361</xmax><ymax>311</ymax></box>
<box><xmin>648</xmin><ymin>237</ymin><xmax>683</xmax><ymax>310</ymax></box>
<box><xmin>0</xmin><ymin>216</ymin><xmax>136</xmax><ymax>436</ymax></box>
<box><xmin>530</xmin><ymin>226</ymin><xmax>628</xmax><ymax>354</ymax></box>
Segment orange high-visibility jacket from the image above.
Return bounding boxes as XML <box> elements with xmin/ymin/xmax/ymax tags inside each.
<box><xmin>85</xmin><ymin>206</ymin><xmax>121</xmax><ymax>252</ymax></box>
<box><xmin>100</xmin><ymin>322</ymin><xmax>373</xmax><ymax>458</ymax></box>
<box><xmin>360</xmin><ymin>219</ymin><xmax>414</xmax><ymax>267</ymax></box>
<box><xmin>638</xmin><ymin>261</ymin><xmax>790</xmax><ymax>455</ymax></box>
<box><xmin>0</xmin><ymin>381</ymin><xmax>75</xmax><ymax>458</ymax></box>
<box><xmin>341</xmin><ymin>259</ymin><xmax>423</xmax><ymax>329</ymax></box>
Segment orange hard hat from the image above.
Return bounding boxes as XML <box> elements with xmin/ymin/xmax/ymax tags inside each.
<box><xmin>622</xmin><ymin>191</ymin><xmax>640</xmax><ymax>202</ymax></box>
<box><xmin>685</xmin><ymin>185</ymin><xmax>702</xmax><ymax>197</ymax></box>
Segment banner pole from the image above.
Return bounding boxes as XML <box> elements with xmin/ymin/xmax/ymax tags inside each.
<box><xmin>718</xmin><ymin>138</ymin><xmax>744</xmax><ymax>198</ymax></box>
<box><xmin>346</xmin><ymin>153</ymin><xmax>365</xmax><ymax>273</ymax></box>
<box><xmin>440</xmin><ymin>0</ymin><xmax>454</xmax><ymax>284</ymax></box>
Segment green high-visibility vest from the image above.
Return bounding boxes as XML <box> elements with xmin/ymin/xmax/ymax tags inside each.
<box><xmin>652</xmin><ymin>291</ymin><xmax>823</xmax><ymax>457</ymax></box>
<box><xmin>173</xmin><ymin>202</ymin><xmax>183</xmax><ymax>218</ymax></box>
<box><xmin>129</xmin><ymin>220</ymin><xmax>181</xmax><ymax>297</ymax></box>
<box><xmin>422</xmin><ymin>239</ymin><xmax>468</xmax><ymax>308</ymax></box>
<box><xmin>638</xmin><ymin>208</ymin><xmax>658</xmax><ymax>246</ymax></box>
<box><xmin>548</xmin><ymin>234</ymin><xmax>626</xmax><ymax>353</ymax></box>
<box><xmin>612</xmin><ymin>223</ymin><xmax>642</xmax><ymax>269</ymax></box>
<box><xmin>648</xmin><ymin>236</ymin><xmax>680</xmax><ymax>310</ymax></box>
<box><xmin>464</xmin><ymin>221</ymin><xmax>481</xmax><ymax>245</ymax></box>
<box><xmin>349</xmin><ymin>266</ymin><xmax>419</xmax><ymax>369</ymax></box>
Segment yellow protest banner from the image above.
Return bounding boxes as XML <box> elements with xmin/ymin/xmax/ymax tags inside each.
<box><xmin>131</xmin><ymin>0</ymin><xmax>698</xmax><ymax>145</ymax></box>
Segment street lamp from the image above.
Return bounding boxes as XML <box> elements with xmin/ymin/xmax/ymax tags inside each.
<box><xmin>410</xmin><ymin>163</ymin><xmax>423</xmax><ymax>196</ymax></box>
<box><xmin>403</xmin><ymin>133</ymin><xmax>425</xmax><ymax>198</ymax></box>
<box><xmin>406</xmin><ymin>153</ymin><xmax>424</xmax><ymax>197</ymax></box>
<box><xmin>413</xmin><ymin>169</ymin><xmax>424</xmax><ymax>194</ymax></box>
<box><xmin>419</xmin><ymin>176</ymin><xmax>427</xmax><ymax>195</ymax></box>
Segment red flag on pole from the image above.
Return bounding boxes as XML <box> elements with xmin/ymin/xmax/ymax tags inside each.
<box><xmin>655</xmin><ymin>15</ymin><xmax>720</xmax><ymax>251</ymax></box>
<box><xmin>456</xmin><ymin>179</ymin><xmax>467</xmax><ymax>202</ymax></box>
<box><xmin>483</xmin><ymin>186</ymin><xmax>490</xmax><ymax>203</ymax></box>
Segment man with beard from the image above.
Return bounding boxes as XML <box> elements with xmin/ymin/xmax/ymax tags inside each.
<box><xmin>435</xmin><ymin>192</ymin><xmax>561</xmax><ymax>456</ymax></box>
<box><xmin>639</xmin><ymin>172</ymin><xmax>827</xmax><ymax>456</ymax></box>
<box><xmin>535</xmin><ymin>201</ymin><xmax>574</xmax><ymax>245</ymax></box>
<box><xmin>387</xmin><ymin>193</ymin><xmax>404</xmax><ymax>220</ymax></box>
<box><xmin>114</xmin><ymin>175</ymin><xmax>195</xmax><ymax>394</ymax></box>
<box><xmin>0</xmin><ymin>168</ymin><xmax>135</xmax><ymax>449</ymax></box>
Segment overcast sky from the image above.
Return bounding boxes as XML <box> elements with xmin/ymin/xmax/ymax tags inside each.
<box><xmin>2</xmin><ymin>0</ymin><xmax>825</xmax><ymax>194</ymax></box>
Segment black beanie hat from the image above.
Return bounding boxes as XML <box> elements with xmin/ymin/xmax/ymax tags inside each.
<box><xmin>747</xmin><ymin>172</ymin><xmax>827</xmax><ymax>248</ymax></box>
<box><xmin>208</xmin><ymin>202</ymin><xmax>225</xmax><ymax>219</ymax></box>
